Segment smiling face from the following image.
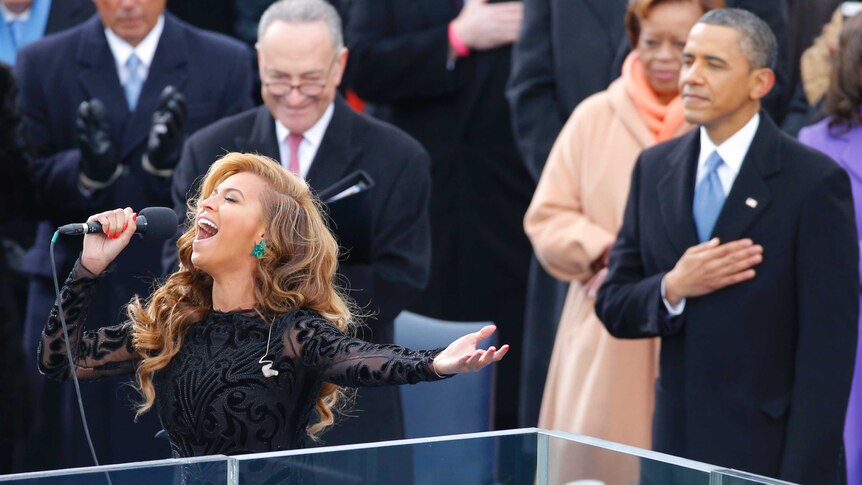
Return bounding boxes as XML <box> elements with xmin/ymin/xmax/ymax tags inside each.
<box><xmin>257</xmin><ymin>19</ymin><xmax>347</xmax><ymax>134</ymax></box>
<box><xmin>191</xmin><ymin>172</ymin><xmax>269</xmax><ymax>277</ymax></box>
<box><xmin>679</xmin><ymin>23</ymin><xmax>774</xmax><ymax>143</ymax></box>
<box><xmin>93</xmin><ymin>0</ymin><xmax>165</xmax><ymax>46</ymax></box>
<box><xmin>635</xmin><ymin>1</ymin><xmax>704</xmax><ymax>104</ymax></box>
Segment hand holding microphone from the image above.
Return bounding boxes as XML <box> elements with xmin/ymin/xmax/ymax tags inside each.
<box><xmin>144</xmin><ymin>86</ymin><xmax>187</xmax><ymax>175</ymax></box>
<box><xmin>70</xmin><ymin>206</ymin><xmax>178</xmax><ymax>275</ymax></box>
<box><xmin>81</xmin><ymin>207</ymin><xmax>137</xmax><ymax>275</ymax></box>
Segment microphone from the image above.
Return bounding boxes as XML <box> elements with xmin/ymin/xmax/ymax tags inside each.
<box><xmin>57</xmin><ymin>207</ymin><xmax>178</xmax><ymax>240</ymax></box>
<box><xmin>317</xmin><ymin>170</ymin><xmax>375</xmax><ymax>203</ymax></box>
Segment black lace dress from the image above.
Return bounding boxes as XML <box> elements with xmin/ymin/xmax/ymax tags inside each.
<box><xmin>38</xmin><ymin>262</ymin><xmax>445</xmax><ymax>459</ymax></box>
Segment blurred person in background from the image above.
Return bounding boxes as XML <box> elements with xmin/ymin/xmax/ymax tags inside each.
<box><xmin>0</xmin><ymin>62</ymin><xmax>34</xmax><ymax>473</ymax></box>
<box><xmin>798</xmin><ymin>12</ymin><xmax>862</xmax><ymax>484</ymax></box>
<box><xmin>0</xmin><ymin>0</ymin><xmax>94</xmax><ymax>65</ymax></box>
<box><xmin>781</xmin><ymin>0</ymin><xmax>842</xmax><ymax>135</ymax></box>
<box><xmin>523</xmin><ymin>1</ymin><xmax>719</xmax><ymax>482</ymax></box>
<box><xmin>347</xmin><ymin>0</ymin><xmax>531</xmax><ymax>430</ymax></box>
<box><xmin>505</xmin><ymin>0</ymin><xmax>628</xmax><ymax>427</ymax></box>
<box><xmin>783</xmin><ymin>5</ymin><xmax>845</xmax><ymax>134</ymax></box>
<box><xmin>787</xmin><ymin>0</ymin><xmax>842</xmax><ymax>90</ymax></box>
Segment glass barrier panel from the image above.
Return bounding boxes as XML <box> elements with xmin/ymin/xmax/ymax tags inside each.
<box><xmin>232</xmin><ymin>429</ymin><xmax>538</xmax><ymax>485</ymax></box>
<box><xmin>541</xmin><ymin>430</ymin><xmax>715</xmax><ymax>485</ymax></box>
<box><xmin>712</xmin><ymin>469</ymin><xmax>799</xmax><ymax>485</ymax></box>
<box><xmin>0</xmin><ymin>456</ymin><xmax>229</xmax><ymax>485</ymax></box>
<box><xmin>0</xmin><ymin>429</ymin><xmax>804</xmax><ymax>485</ymax></box>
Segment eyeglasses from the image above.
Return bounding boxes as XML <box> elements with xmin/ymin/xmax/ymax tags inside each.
<box><xmin>262</xmin><ymin>79</ymin><xmax>328</xmax><ymax>97</ymax></box>
<box><xmin>261</xmin><ymin>58</ymin><xmax>337</xmax><ymax>98</ymax></box>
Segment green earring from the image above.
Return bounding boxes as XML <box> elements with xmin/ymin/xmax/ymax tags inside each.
<box><xmin>251</xmin><ymin>240</ymin><xmax>267</xmax><ymax>259</ymax></box>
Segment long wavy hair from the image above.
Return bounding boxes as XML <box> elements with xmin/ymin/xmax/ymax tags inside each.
<box><xmin>826</xmin><ymin>12</ymin><xmax>862</xmax><ymax>134</ymax></box>
<box><xmin>127</xmin><ymin>152</ymin><xmax>354</xmax><ymax>439</ymax></box>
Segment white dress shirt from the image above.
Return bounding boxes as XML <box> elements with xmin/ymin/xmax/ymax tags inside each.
<box><xmin>274</xmin><ymin>102</ymin><xmax>335</xmax><ymax>179</ymax></box>
<box><xmin>662</xmin><ymin>113</ymin><xmax>761</xmax><ymax>315</ymax></box>
<box><xmin>78</xmin><ymin>16</ymin><xmax>165</xmax><ymax>192</ymax></box>
<box><xmin>104</xmin><ymin>15</ymin><xmax>165</xmax><ymax>88</ymax></box>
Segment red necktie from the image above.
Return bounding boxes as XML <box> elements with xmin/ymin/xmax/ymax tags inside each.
<box><xmin>286</xmin><ymin>133</ymin><xmax>303</xmax><ymax>176</ymax></box>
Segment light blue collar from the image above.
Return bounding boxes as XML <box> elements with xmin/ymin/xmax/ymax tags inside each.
<box><xmin>0</xmin><ymin>0</ymin><xmax>52</xmax><ymax>65</ymax></box>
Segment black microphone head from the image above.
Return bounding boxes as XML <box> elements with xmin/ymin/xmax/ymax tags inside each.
<box><xmin>138</xmin><ymin>207</ymin><xmax>178</xmax><ymax>240</ymax></box>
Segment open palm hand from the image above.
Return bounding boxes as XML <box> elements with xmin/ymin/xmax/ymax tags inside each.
<box><xmin>432</xmin><ymin>325</ymin><xmax>509</xmax><ymax>376</ymax></box>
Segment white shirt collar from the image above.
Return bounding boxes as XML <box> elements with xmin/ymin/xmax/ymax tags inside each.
<box><xmin>104</xmin><ymin>14</ymin><xmax>165</xmax><ymax>70</ymax></box>
<box><xmin>1</xmin><ymin>3</ymin><xmax>31</xmax><ymax>22</ymax></box>
<box><xmin>696</xmin><ymin>113</ymin><xmax>760</xmax><ymax>193</ymax></box>
<box><xmin>274</xmin><ymin>102</ymin><xmax>335</xmax><ymax>179</ymax></box>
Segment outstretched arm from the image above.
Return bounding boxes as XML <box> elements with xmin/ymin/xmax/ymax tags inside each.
<box><xmin>284</xmin><ymin>311</ymin><xmax>507</xmax><ymax>386</ymax></box>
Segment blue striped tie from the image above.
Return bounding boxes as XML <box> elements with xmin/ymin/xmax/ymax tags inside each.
<box><xmin>124</xmin><ymin>54</ymin><xmax>143</xmax><ymax>110</ymax></box>
<box><xmin>693</xmin><ymin>150</ymin><xmax>726</xmax><ymax>242</ymax></box>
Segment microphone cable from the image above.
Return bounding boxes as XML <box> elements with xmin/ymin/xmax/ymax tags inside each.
<box><xmin>50</xmin><ymin>230</ymin><xmax>114</xmax><ymax>485</ymax></box>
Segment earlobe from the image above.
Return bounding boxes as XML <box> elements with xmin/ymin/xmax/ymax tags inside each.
<box><xmin>750</xmin><ymin>68</ymin><xmax>776</xmax><ymax>100</ymax></box>
<box><xmin>334</xmin><ymin>49</ymin><xmax>349</xmax><ymax>86</ymax></box>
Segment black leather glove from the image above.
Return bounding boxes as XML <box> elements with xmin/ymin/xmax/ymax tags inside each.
<box><xmin>76</xmin><ymin>99</ymin><xmax>119</xmax><ymax>185</ymax></box>
<box><xmin>145</xmin><ymin>85</ymin><xmax>187</xmax><ymax>173</ymax></box>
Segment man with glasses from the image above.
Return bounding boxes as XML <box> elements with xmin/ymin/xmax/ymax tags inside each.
<box><xmin>167</xmin><ymin>0</ymin><xmax>432</xmax><ymax>448</ymax></box>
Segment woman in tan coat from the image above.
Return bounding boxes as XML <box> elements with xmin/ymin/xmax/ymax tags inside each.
<box><xmin>524</xmin><ymin>0</ymin><xmax>721</xmax><ymax>482</ymax></box>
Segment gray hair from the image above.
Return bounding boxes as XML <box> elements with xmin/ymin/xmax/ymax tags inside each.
<box><xmin>257</xmin><ymin>0</ymin><xmax>344</xmax><ymax>51</ymax></box>
<box><xmin>697</xmin><ymin>8</ymin><xmax>777</xmax><ymax>70</ymax></box>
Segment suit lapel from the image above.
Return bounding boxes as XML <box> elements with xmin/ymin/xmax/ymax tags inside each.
<box><xmin>119</xmin><ymin>14</ymin><xmax>189</xmax><ymax>160</ymax></box>
<box><xmin>711</xmin><ymin>115</ymin><xmax>780</xmax><ymax>242</ymax></box>
<box><xmin>76</xmin><ymin>17</ymin><xmax>129</xmax><ymax>146</ymax></box>
<box><xmin>234</xmin><ymin>106</ymin><xmax>281</xmax><ymax>162</ymax></box>
<box><xmin>657</xmin><ymin>131</ymin><xmax>701</xmax><ymax>254</ymax></box>
<box><xmin>305</xmin><ymin>96</ymin><xmax>362</xmax><ymax>193</ymax></box>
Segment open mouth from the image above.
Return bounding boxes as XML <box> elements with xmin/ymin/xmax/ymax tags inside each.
<box><xmin>196</xmin><ymin>218</ymin><xmax>219</xmax><ymax>241</ymax></box>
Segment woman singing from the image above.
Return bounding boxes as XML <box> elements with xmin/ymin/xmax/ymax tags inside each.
<box><xmin>38</xmin><ymin>152</ymin><xmax>507</xmax><ymax>459</ymax></box>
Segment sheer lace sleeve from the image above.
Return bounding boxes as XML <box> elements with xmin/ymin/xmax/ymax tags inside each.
<box><xmin>38</xmin><ymin>260</ymin><xmax>139</xmax><ymax>380</ymax></box>
<box><xmin>282</xmin><ymin>309</ymin><xmax>448</xmax><ymax>387</ymax></box>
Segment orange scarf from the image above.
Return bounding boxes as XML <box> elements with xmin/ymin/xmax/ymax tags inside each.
<box><xmin>623</xmin><ymin>52</ymin><xmax>685</xmax><ymax>143</ymax></box>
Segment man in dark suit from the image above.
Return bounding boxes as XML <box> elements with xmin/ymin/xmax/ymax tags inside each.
<box><xmin>346</xmin><ymin>0</ymin><xmax>533</xmax><ymax>429</ymax></box>
<box><xmin>596</xmin><ymin>9</ymin><xmax>857</xmax><ymax>484</ymax></box>
<box><xmin>166</xmin><ymin>0</ymin><xmax>431</xmax><ymax>448</ymax></box>
<box><xmin>505</xmin><ymin>0</ymin><xmax>628</xmax><ymax>427</ymax></box>
<box><xmin>15</xmin><ymin>0</ymin><xmax>253</xmax><ymax>470</ymax></box>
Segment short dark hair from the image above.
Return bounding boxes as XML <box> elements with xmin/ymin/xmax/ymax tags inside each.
<box><xmin>697</xmin><ymin>8</ymin><xmax>777</xmax><ymax>70</ymax></box>
<box><xmin>625</xmin><ymin>0</ymin><xmax>725</xmax><ymax>49</ymax></box>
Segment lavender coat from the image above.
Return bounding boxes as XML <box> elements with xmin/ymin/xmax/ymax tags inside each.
<box><xmin>799</xmin><ymin>117</ymin><xmax>862</xmax><ymax>484</ymax></box>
